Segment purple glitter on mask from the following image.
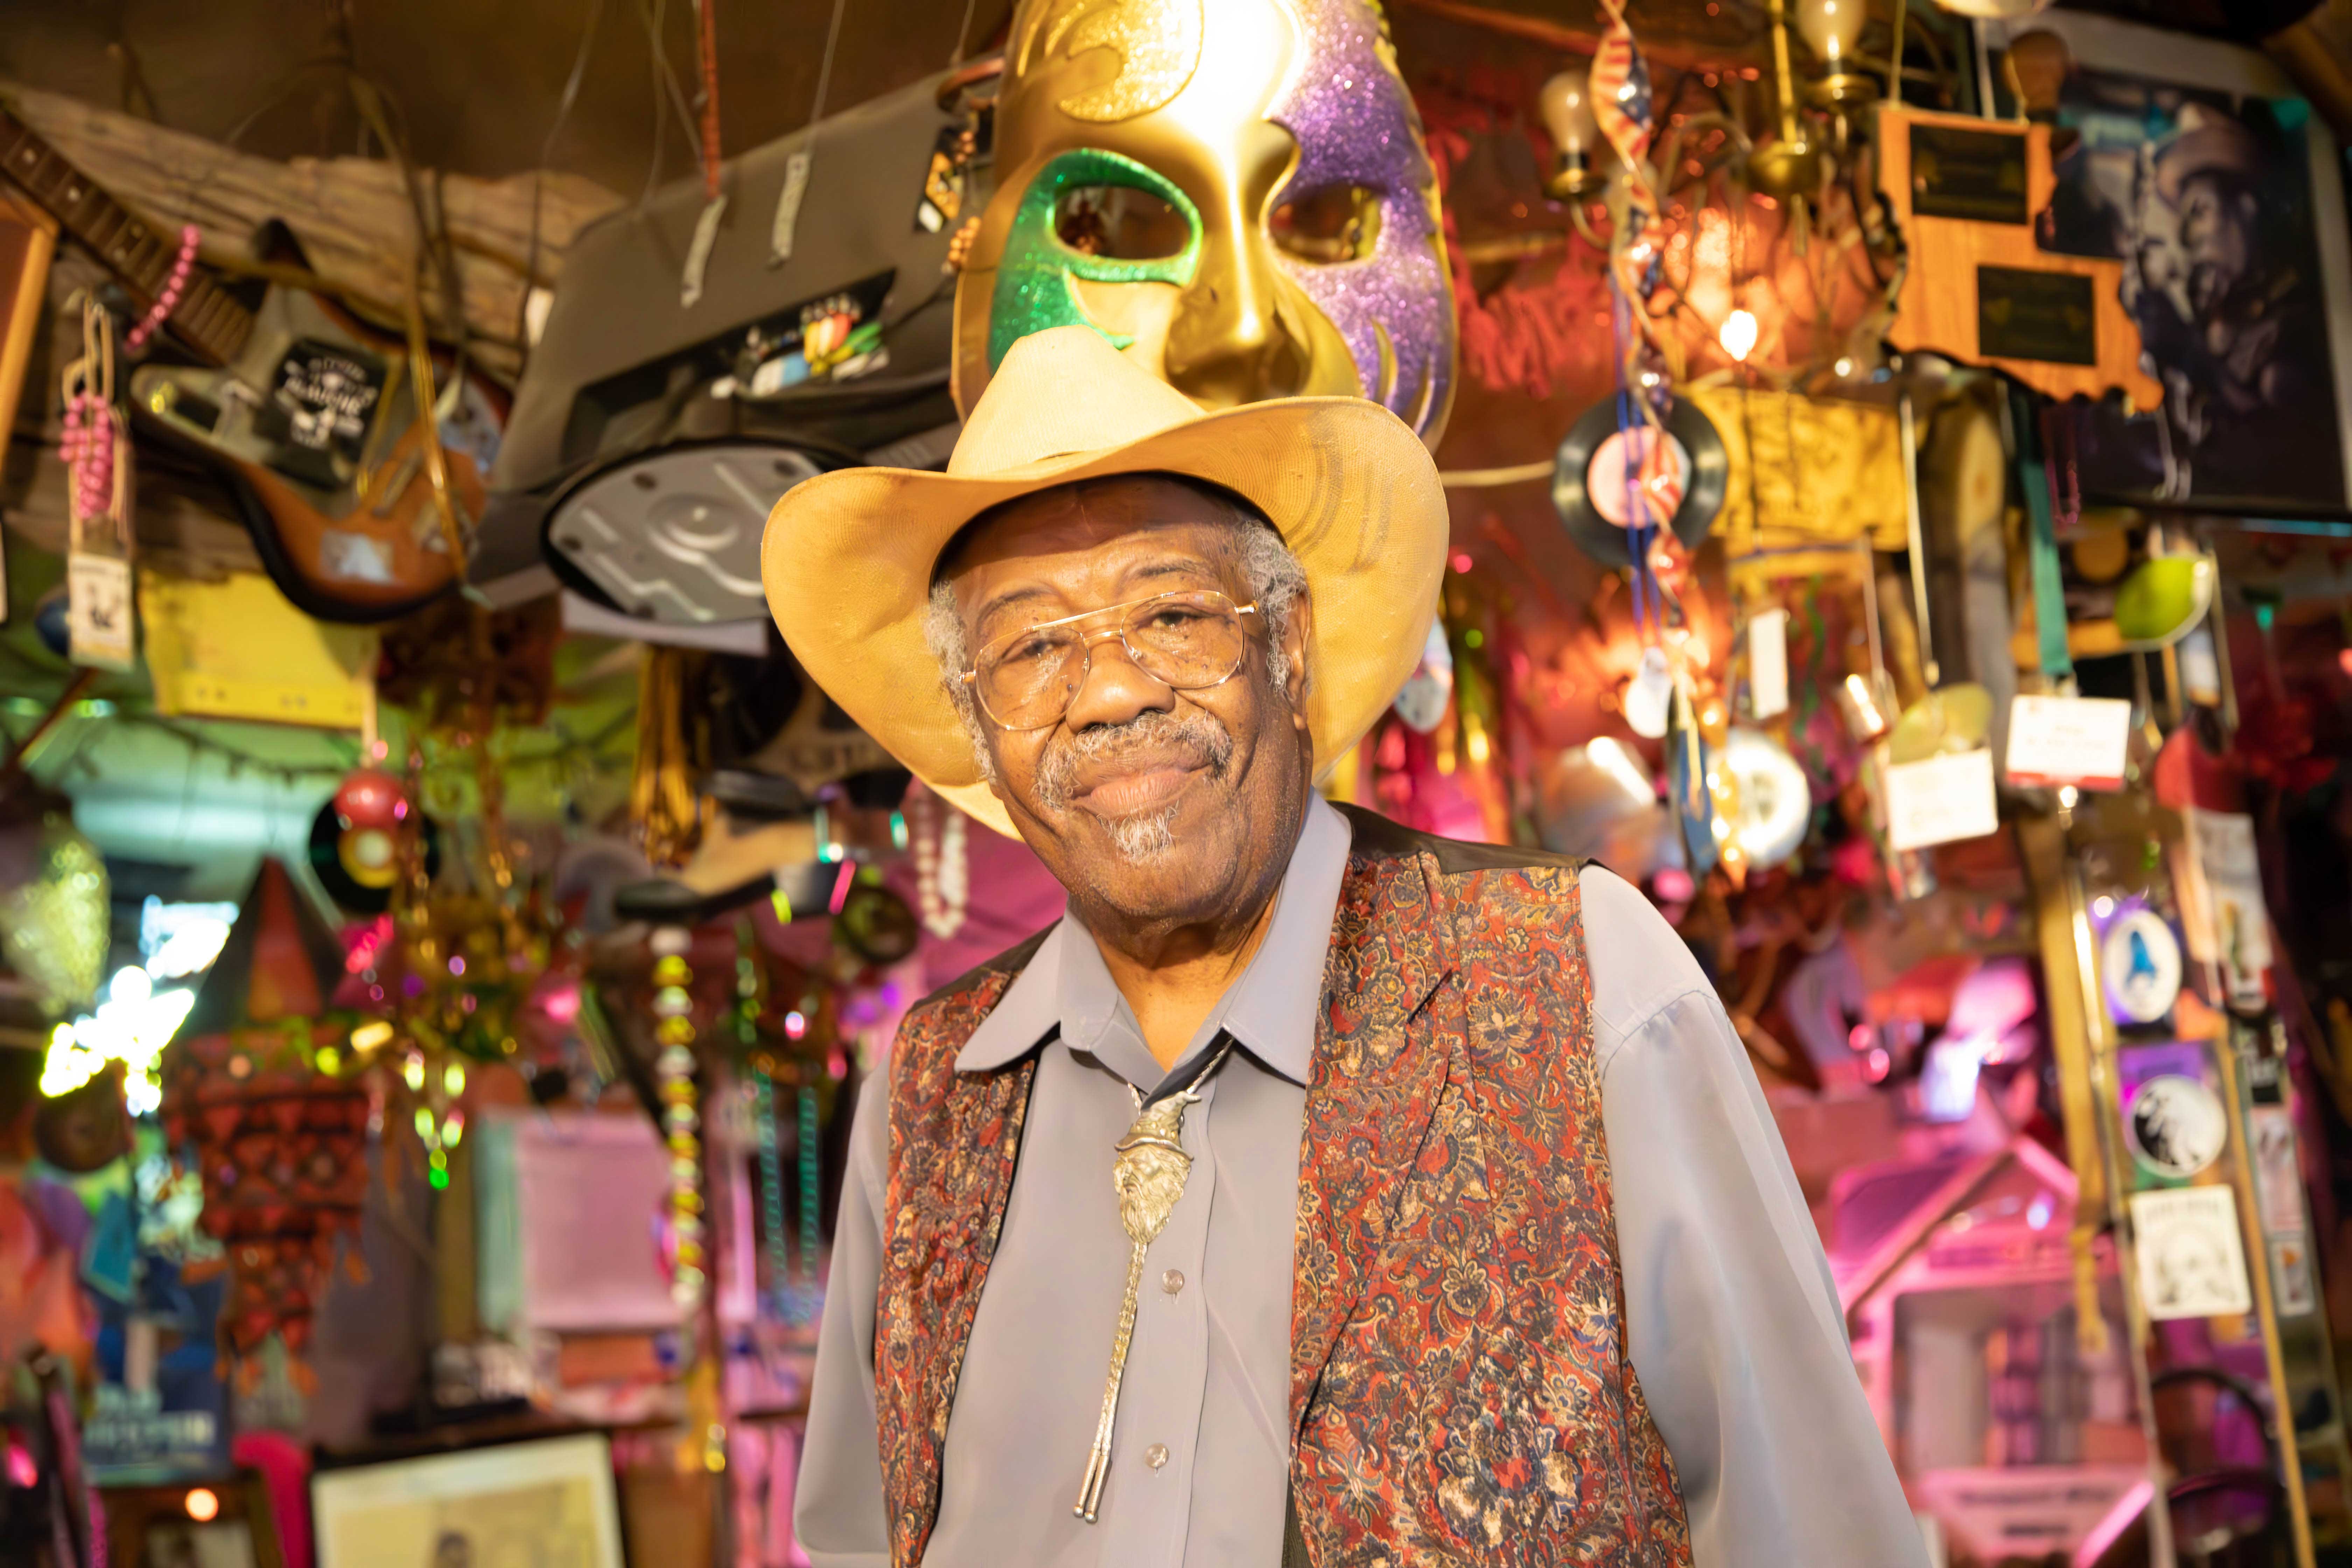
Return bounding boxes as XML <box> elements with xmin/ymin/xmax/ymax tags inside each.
<box><xmin>1267</xmin><ymin>0</ymin><xmax>1456</xmax><ymax>437</ymax></box>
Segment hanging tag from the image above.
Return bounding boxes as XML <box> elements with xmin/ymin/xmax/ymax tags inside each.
<box><xmin>67</xmin><ymin>552</ymin><xmax>135</xmax><ymax>670</ymax></box>
<box><xmin>1883</xmin><ymin>748</ymin><xmax>1997</xmax><ymax>852</ymax></box>
<box><xmin>770</xmin><ymin>151</ymin><xmax>812</xmax><ymax>266</ymax></box>
<box><xmin>1746</xmin><ymin>609</ymin><xmax>1789</xmax><ymax>719</ymax></box>
<box><xmin>2176</xmin><ymin>625</ymin><xmax>2222</xmax><ymax>707</ymax></box>
<box><xmin>1624</xmin><ymin>646</ymin><xmax>1673</xmax><ymax>738</ymax></box>
<box><xmin>681</xmin><ymin>193</ymin><xmax>729</xmax><ymax>308</ymax></box>
<box><xmin>2004</xmin><ymin>694</ymin><xmax>2132</xmax><ymax>791</ymax></box>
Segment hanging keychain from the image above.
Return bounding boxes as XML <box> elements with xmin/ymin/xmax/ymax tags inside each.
<box><xmin>61</xmin><ymin>296</ymin><xmax>136</xmax><ymax>672</ymax></box>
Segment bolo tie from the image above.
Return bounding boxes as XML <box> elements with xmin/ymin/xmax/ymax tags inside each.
<box><xmin>1073</xmin><ymin>1034</ymin><xmax>1238</xmax><ymax>1521</ymax></box>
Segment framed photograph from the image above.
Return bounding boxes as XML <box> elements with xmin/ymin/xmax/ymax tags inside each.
<box><xmin>1987</xmin><ymin>12</ymin><xmax>2352</xmax><ymax>515</ymax></box>
<box><xmin>311</xmin><ymin>1433</ymin><xmax>625</xmax><ymax>1568</ymax></box>
<box><xmin>100</xmin><ymin>1472</ymin><xmax>283</xmax><ymax>1568</ymax></box>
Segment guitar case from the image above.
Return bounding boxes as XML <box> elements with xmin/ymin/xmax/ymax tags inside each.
<box><xmin>481</xmin><ymin>71</ymin><xmax>970</xmax><ymax>630</ymax></box>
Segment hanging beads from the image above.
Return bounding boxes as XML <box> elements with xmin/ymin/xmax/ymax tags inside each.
<box><xmin>651</xmin><ymin>926</ymin><xmax>705</xmax><ymax>1312</ymax></box>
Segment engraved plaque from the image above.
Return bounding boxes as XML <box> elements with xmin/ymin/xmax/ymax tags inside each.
<box><xmin>1977</xmin><ymin>267</ymin><xmax>2096</xmax><ymax>366</ymax></box>
<box><xmin>1911</xmin><ymin>124</ymin><xmax>2030</xmax><ymax>225</ymax></box>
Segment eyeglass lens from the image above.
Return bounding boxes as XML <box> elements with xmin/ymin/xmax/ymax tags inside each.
<box><xmin>977</xmin><ymin>591</ymin><xmax>1251</xmax><ymax>729</ymax></box>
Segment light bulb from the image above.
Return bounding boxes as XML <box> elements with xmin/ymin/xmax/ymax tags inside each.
<box><xmin>1794</xmin><ymin>0</ymin><xmax>1866</xmax><ymax>66</ymax></box>
<box><xmin>1538</xmin><ymin>66</ymin><xmax>1598</xmax><ymax>160</ymax></box>
<box><xmin>1538</xmin><ymin>65</ymin><xmax>1605</xmax><ymax>198</ymax></box>
<box><xmin>1719</xmin><ymin>308</ymin><xmax>1759</xmax><ymax>363</ymax></box>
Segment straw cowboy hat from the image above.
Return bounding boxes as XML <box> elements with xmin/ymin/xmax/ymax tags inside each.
<box><xmin>760</xmin><ymin>324</ymin><xmax>1448</xmax><ymax>837</ymax></box>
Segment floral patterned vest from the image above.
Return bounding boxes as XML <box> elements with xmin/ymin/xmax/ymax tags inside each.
<box><xmin>870</xmin><ymin>806</ymin><xmax>1692</xmax><ymax>1566</ymax></box>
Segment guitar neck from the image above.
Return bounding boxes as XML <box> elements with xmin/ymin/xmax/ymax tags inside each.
<box><xmin>0</xmin><ymin>104</ymin><xmax>254</xmax><ymax>366</ymax></box>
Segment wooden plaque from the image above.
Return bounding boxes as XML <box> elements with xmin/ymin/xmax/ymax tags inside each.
<box><xmin>1877</xmin><ymin>105</ymin><xmax>2163</xmax><ymax>410</ymax></box>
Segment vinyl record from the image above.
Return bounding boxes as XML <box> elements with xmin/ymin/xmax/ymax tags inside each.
<box><xmin>308</xmin><ymin>800</ymin><xmax>441</xmax><ymax>914</ymax></box>
<box><xmin>1552</xmin><ymin>397</ymin><xmax>1729</xmax><ymax>562</ymax></box>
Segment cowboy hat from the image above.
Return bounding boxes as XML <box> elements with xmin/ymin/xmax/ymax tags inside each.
<box><xmin>760</xmin><ymin>325</ymin><xmax>1447</xmax><ymax>837</ymax></box>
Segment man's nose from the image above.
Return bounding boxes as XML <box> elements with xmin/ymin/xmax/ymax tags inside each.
<box><xmin>1062</xmin><ymin>630</ymin><xmax>1176</xmax><ymax>732</ymax></box>
<box><xmin>1163</xmin><ymin>234</ymin><xmax>1307</xmax><ymax>408</ymax></box>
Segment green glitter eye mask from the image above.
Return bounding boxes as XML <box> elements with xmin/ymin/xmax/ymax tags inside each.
<box><xmin>988</xmin><ymin>148</ymin><xmax>1204</xmax><ymax>370</ymax></box>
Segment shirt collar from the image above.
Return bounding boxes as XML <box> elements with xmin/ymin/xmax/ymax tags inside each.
<box><xmin>954</xmin><ymin>796</ymin><xmax>1354</xmax><ymax>1087</ymax></box>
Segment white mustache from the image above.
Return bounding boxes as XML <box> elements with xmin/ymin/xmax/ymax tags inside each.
<box><xmin>1034</xmin><ymin>709</ymin><xmax>1236</xmax><ymax>818</ymax></box>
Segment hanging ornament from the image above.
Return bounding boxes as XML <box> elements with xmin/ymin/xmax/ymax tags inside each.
<box><xmin>909</xmin><ymin>789</ymin><xmax>969</xmax><ymax>941</ymax></box>
<box><xmin>651</xmin><ymin>926</ymin><xmax>706</xmax><ymax>1315</ymax></box>
<box><xmin>61</xmin><ymin>296</ymin><xmax>136</xmax><ymax>672</ymax></box>
<box><xmin>0</xmin><ymin>801</ymin><xmax>108</xmax><ymax>1016</ymax></box>
<box><xmin>1392</xmin><ymin>620</ymin><xmax>1455</xmax><ymax>735</ymax></box>
<box><xmin>162</xmin><ymin>861</ymin><xmax>369</xmax><ymax>1388</ymax></box>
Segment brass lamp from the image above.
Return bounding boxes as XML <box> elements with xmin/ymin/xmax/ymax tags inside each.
<box><xmin>1796</xmin><ymin>0</ymin><xmax>1876</xmax><ymax>108</ymax></box>
<box><xmin>1749</xmin><ymin>0</ymin><xmax>1825</xmax><ymax>199</ymax></box>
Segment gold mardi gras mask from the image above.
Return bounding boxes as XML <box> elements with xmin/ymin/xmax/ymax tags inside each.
<box><xmin>953</xmin><ymin>0</ymin><xmax>1456</xmax><ymax>444</ymax></box>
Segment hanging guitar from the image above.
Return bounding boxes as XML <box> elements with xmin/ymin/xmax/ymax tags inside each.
<box><xmin>0</xmin><ymin>103</ymin><xmax>499</xmax><ymax>623</ymax></box>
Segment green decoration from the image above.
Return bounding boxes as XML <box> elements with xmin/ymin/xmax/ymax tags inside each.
<box><xmin>988</xmin><ymin>147</ymin><xmax>1202</xmax><ymax>370</ymax></box>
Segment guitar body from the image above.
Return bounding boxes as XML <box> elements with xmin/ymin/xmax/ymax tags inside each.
<box><xmin>131</xmin><ymin>288</ymin><xmax>490</xmax><ymax>622</ymax></box>
<box><xmin>0</xmin><ymin>103</ymin><xmax>497</xmax><ymax>623</ymax></box>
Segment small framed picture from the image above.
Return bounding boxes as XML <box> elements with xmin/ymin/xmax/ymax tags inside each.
<box><xmin>311</xmin><ymin>1432</ymin><xmax>625</xmax><ymax>1568</ymax></box>
<box><xmin>100</xmin><ymin>1472</ymin><xmax>283</xmax><ymax>1568</ymax></box>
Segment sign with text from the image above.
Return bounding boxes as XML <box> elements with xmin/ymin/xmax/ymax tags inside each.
<box><xmin>2005</xmin><ymin>694</ymin><xmax>2132</xmax><ymax>791</ymax></box>
<box><xmin>1884</xmin><ymin>748</ymin><xmax>2000</xmax><ymax>852</ymax></box>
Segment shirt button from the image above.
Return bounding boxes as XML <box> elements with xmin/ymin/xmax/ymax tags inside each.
<box><xmin>1161</xmin><ymin>1268</ymin><xmax>1185</xmax><ymax>1296</ymax></box>
<box><xmin>1145</xmin><ymin>1444</ymin><xmax>1169</xmax><ymax>1470</ymax></box>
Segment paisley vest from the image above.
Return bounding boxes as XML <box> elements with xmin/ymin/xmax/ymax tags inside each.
<box><xmin>871</xmin><ymin>806</ymin><xmax>1692</xmax><ymax>1566</ymax></box>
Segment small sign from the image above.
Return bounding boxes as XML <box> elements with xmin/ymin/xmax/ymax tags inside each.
<box><xmin>1910</xmin><ymin>123</ymin><xmax>2030</xmax><ymax>224</ymax></box>
<box><xmin>1978</xmin><ymin>266</ymin><xmax>2097</xmax><ymax>367</ymax></box>
<box><xmin>1748</xmin><ymin>609</ymin><xmax>1789</xmax><ymax>720</ymax></box>
<box><xmin>2270</xmin><ymin>1235</ymin><xmax>2318</xmax><ymax>1316</ymax></box>
<box><xmin>2005</xmin><ymin>694</ymin><xmax>2131</xmax><ymax>791</ymax></box>
<box><xmin>2131</xmin><ymin>1185</ymin><xmax>2252</xmax><ymax>1322</ymax></box>
<box><xmin>2101</xmin><ymin>908</ymin><xmax>2183</xmax><ymax>1026</ymax></box>
<box><xmin>2180</xmin><ymin>808</ymin><xmax>2273</xmax><ymax>1010</ymax></box>
<box><xmin>1884</xmin><ymin>747</ymin><xmax>1999</xmax><ymax>852</ymax></box>
<box><xmin>68</xmin><ymin>551</ymin><xmax>135</xmax><ymax>670</ymax></box>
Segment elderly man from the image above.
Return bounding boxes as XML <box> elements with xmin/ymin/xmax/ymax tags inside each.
<box><xmin>764</xmin><ymin>327</ymin><xmax>1923</xmax><ymax>1567</ymax></box>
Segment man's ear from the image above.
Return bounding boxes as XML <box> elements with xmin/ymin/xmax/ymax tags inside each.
<box><xmin>1280</xmin><ymin>590</ymin><xmax>1314</xmax><ymax>730</ymax></box>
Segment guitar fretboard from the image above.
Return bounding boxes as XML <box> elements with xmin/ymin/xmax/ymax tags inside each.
<box><xmin>0</xmin><ymin>104</ymin><xmax>254</xmax><ymax>366</ymax></box>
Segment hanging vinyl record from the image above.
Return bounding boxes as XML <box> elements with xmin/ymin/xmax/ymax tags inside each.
<box><xmin>308</xmin><ymin>796</ymin><xmax>441</xmax><ymax>914</ymax></box>
<box><xmin>1552</xmin><ymin>397</ymin><xmax>1729</xmax><ymax>562</ymax></box>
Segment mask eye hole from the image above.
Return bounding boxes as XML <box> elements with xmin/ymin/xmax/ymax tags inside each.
<box><xmin>1054</xmin><ymin>184</ymin><xmax>1191</xmax><ymax>260</ymax></box>
<box><xmin>1270</xmin><ymin>184</ymin><xmax>1384</xmax><ymax>264</ymax></box>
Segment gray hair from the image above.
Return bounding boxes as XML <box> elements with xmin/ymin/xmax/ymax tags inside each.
<box><xmin>922</xmin><ymin>484</ymin><xmax>1309</xmax><ymax>775</ymax></box>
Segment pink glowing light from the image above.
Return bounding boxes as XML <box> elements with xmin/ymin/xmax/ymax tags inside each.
<box><xmin>828</xmin><ymin>861</ymin><xmax>855</xmax><ymax>917</ymax></box>
<box><xmin>541</xmin><ymin>985</ymin><xmax>582</xmax><ymax>1026</ymax></box>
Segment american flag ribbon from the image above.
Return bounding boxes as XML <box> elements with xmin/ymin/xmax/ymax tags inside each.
<box><xmin>1589</xmin><ymin>4</ymin><xmax>1656</xmax><ymax>172</ymax></box>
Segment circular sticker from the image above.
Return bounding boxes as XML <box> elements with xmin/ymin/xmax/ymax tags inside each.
<box><xmin>1586</xmin><ymin>427</ymin><xmax>1691</xmax><ymax>530</ymax></box>
<box><xmin>2102</xmin><ymin>908</ymin><xmax>2183</xmax><ymax>1026</ymax></box>
<box><xmin>2127</xmin><ymin>1073</ymin><xmax>2228</xmax><ymax>1180</ymax></box>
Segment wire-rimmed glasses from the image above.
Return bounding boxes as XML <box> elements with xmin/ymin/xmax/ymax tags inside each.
<box><xmin>962</xmin><ymin>589</ymin><xmax>1261</xmax><ymax>731</ymax></box>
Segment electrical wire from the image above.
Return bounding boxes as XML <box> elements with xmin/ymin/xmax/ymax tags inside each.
<box><xmin>516</xmin><ymin>0</ymin><xmax>608</xmax><ymax>366</ymax></box>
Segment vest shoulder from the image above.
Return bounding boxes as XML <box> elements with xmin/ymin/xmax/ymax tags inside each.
<box><xmin>907</xmin><ymin>922</ymin><xmax>1058</xmax><ymax>1016</ymax></box>
<box><xmin>1332</xmin><ymin>801</ymin><xmax>1586</xmax><ymax>880</ymax></box>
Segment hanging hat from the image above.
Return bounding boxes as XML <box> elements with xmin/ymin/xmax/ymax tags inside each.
<box><xmin>760</xmin><ymin>325</ymin><xmax>1449</xmax><ymax>836</ymax></box>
